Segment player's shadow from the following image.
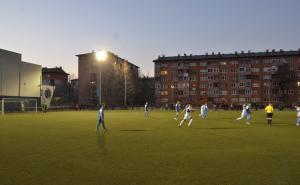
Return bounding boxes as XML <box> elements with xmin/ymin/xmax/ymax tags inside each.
<box><xmin>119</xmin><ymin>129</ymin><xmax>147</xmax><ymax>132</ymax></box>
<box><xmin>96</xmin><ymin>131</ymin><xmax>108</xmax><ymax>155</ymax></box>
<box><xmin>195</xmin><ymin>127</ymin><xmax>243</xmax><ymax>130</ymax></box>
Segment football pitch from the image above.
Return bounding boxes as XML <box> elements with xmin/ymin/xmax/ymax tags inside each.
<box><xmin>0</xmin><ymin>110</ymin><xmax>299</xmax><ymax>185</ymax></box>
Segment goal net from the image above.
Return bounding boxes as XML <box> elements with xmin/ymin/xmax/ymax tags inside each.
<box><xmin>1</xmin><ymin>98</ymin><xmax>38</xmax><ymax>115</ymax></box>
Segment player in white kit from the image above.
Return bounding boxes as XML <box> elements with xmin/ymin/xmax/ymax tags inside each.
<box><xmin>178</xmin><ymin>104</ymin><xmax>193</xmax><ymax>128</ymax></box>
<box><xmin>200</xmin><ymin>103</ymin><xmax>208</xmax><ymax>118</ymax></box>
<box><xmin>144</xmin><ymin>102</ymin><xmax>149</xmax><ymax>118</ymax></box>
<box><xmin>236</xmin><ymin>104</ymin><xmax>251</xmax><ymax>125</ymax></box>
<box><xmin>294</xmin><ymin>106</ymin><xmax>300</xmax><ymax>128</ymax></box>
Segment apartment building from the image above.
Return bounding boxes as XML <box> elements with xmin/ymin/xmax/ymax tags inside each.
<box><xmin>153</xmin><ymin>49</ymin><xmax>300</xmax><ymax>107</ymax></box>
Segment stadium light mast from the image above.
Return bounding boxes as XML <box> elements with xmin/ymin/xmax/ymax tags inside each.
<box><xmin>95</xmin><ymin>50</ymin><xmax>108</xmax><ymax>105</ymax></box>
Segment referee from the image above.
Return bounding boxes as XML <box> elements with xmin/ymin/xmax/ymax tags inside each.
<box><xmin>265</xmin><ymin>103</ymin><xmax>274</xmax><ymax>125</ymax></box>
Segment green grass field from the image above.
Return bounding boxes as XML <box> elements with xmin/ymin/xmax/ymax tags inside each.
<box><xmin>0</xmin><ymin>110</ymin><xmax>300</xmax><ymax>185</ymax></box>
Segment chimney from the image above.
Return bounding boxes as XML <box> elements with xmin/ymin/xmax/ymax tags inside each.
<box><xmin>241</xmin><ymin>51</ymin><xmax>244</xmax><ymax>54</ymax></box>
<box><xmin>190</xmin><ymin>54</ymin><xmax>193</xmax><ymax>57</ymax></box>
<box><xmin>212</xmin><ymin>52</ymin><xmax>215</xmax><ymax>55</ymax></box>
<box><xmin>272</xmin><ymin>49</ymin><xmax>275</xmax><ymax>53</ymax></box>
<box><xmin>184</xmin><ymin>53</ymin><xmax>187</xmax><ymax>57</ymax></box>
<box><xmin>205</xmin><ymin>52</ymin><xmax>208</xmax><ymax>56</ymax></box>
<box><xmin>266</xmin><ymin>49</ymin><xmax>269</xmax><ymax>53</ymax></box>
<box><xmin>298</xmin><ymin>48</ymin><xmax>300</xmax><ymax>53</ymax></box>
<box><xmin>218</xmin><ymin>52</ymin><xmax>221</xmax><ymax>55</ymax></box>
<box><xmin>178</xmin><ymin>54</ymin><xmax>180</xmax><ymax>57</ymax></box>
<box><xmin>280</xmin><ymin>49</ymin><xmax>284</xmax><ymax>52</ymax></box>
<box><xmin>248</xmin><ymin>50</ymin><xmax>251</xmax><ymax>54</ymax></box>
<box><xmin>235</xmin><ymin>51</ymin><xmax>238</xmax><ymax>55</ymax></box>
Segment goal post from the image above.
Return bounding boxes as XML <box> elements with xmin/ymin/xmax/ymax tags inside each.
<box><xmin>1</xmin><ymin>98</ymin><xmax>38</xmax><ymax>115</ymax></box>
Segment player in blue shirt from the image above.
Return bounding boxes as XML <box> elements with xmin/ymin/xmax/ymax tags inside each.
<box><xmin>174</xmin><ymin>101</ymin><xmax>181</xmax><ymax>120</ymax></box>
<box><xmin>96</xmin><ymin>104</ymin><xmax>107</xmax><ymax>132</ymax></box>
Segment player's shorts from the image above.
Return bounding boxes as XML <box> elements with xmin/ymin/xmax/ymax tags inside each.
<box><xmin>297</xmin><ymin>118</ymin><xmax>300</xmax><ymax>125</ymax></box>
<box><xmin>184</xmin><ymin>115</ymin><xmax>192</xmax><ymax>120</ymax></box>
<box><xmin>267</xmin><ymin>113</ymin><xmax>273</xmax><ymax>118</ymax></box>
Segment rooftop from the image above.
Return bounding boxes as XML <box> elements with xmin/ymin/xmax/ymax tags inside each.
<box><xmin>76</xmin><ymin>50</ymin><xmax>139</xmax><ymax>68</ymax></box>
<box><xmin>42</xmin><ymin>67</ymin><xmax>69</xmax><ymax>75</ymax></box>
<box><xmin>153</xmin><ymin>49</ymin><xmax>300</xmax><ymax>62</ymax></box>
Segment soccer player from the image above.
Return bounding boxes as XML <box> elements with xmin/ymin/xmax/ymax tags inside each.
<box><xmin>174</xmin><ymin>101</ymin><xmax>181</xmax><ymax>120</ymax></box>
<box><xmin>294</xmin><ymin>106</ymin><xmax>300</xmax><ymax>128</ymax></box>
<box><xmin>144</xmin><ymin>102</ymin><xmax>149</xmax><ymax>118</ymax></box>
<box><xmin>178</xmin><ymin>104</ymin><xmax>193</xmax><ymax>128</ymax></box>
<box><xmin>96</xmin><ymin>104</ymin><xmax>107</xmax><ymax>132</ymax></box>
<box><xmin>200</xmin><ymin>103</ymin><xmax>208</xmax><ymax>118</ymax></box>
<box><xmin>236</xmin><ymin>104</ymin><xmax>251</xmax><ymax>125</ymax></box>
<box><xmin>265</xmin><ymin>103</ymin><xmax>274</xmax><ymax>125</ymax></box>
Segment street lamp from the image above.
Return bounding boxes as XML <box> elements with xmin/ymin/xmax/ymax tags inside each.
<box><xmin>95</xmin><ymin>50</ymin><xmax>107</xmax><ymax>105</ymax></box>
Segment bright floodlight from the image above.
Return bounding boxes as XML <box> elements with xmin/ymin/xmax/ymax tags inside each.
<box><xmin>96</xmin><ymin>50</ymin><xmax>107</xmax><ymax>61</ymax></box>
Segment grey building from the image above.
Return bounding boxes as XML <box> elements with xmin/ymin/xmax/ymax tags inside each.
<box><xmin>76</xmin><ymin>50</ymin><xmax>139</xmax><ymax>108</ymax></box>
<box><xmin>0</xmin><ymin>48</ymin><xmax>41</xmax><ymax>99</ymax></box>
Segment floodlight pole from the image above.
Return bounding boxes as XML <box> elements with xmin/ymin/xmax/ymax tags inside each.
<box><xmin>99</xmin><ymin>62</ymin><xmax>102</xmax><ymax>105</ymax></box>
<box><xmin>1</xmin><ymin>98</ymin><xmax>4</xmax><ymax>116</ymax></box>
<box><xmin>124</xmin><ymin>63</ymin><xmax>127</xmax><ymax>107</ymax></box>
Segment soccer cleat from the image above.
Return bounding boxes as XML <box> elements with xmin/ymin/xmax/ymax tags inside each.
<box><xmin>177</xmin><ymin>124</ymin><xmax>181</xmax><ymax>128</ymax></box>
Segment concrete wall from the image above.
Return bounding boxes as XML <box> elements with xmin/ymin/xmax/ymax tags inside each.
<box><xmin>20</xmin><ymin>62</ymin><xmax>41</xmax><ymax>97</ymax></box>
<box><xmin>0</xmin><ymin>49</ymin><xmax>21</xmax><ymax>96</ymax></box>
<box><xmin>0</xmin><ymin>49</ymin><xmax>41</xmax><ymax>98</ymax></box>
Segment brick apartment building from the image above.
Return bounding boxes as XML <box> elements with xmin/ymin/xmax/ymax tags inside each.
<box><xmin>42</xmin><ymin>67</ymin><xmax>69</xmax><ymax>105</ymax></box>
<box><xmin>76</xmin><ymin>51</ymin><xmax>139</xmax><ymax>107</ymax></box>
<box><xmin>153</xmin><ymin>49</ymin><xmax>300</xmax><ymax>108</ymax></box>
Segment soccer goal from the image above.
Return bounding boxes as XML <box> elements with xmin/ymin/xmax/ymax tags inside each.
<box><xmin>1</xmin><ymin>98</ymin><xmax>38</xmax><ymax>115</ymax></box>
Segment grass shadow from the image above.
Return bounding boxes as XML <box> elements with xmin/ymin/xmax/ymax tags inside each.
<box><xmin>120</xmin><ymin>129</ymin><xmax>147</xmax><ymax>132</ymax></box>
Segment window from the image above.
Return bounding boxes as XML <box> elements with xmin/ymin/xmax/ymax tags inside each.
<box><xmin>252</xmin><ymin>68</ymin><xmax>260</xmax><ymax>72</ymax></box>
<box><xmin>239</xmin><ymin>82</ymin><xmax>246</xmax><ymax>87</ymax></box>
<box><xmin>232</xmin><ymin>89</ymin><xmax>238</xmax><ymax>95</ymax></box>
<box><xmin>263</xmin><ymin>67</ymin><xmax>271</xmax><ymax>72</ymax></box>
<box><xmin>252</xmin><ymin>83</ymin><xmax>259</xmax><ymax>87</ymax></box>
<box><xmin>232</xmin><ymin>75</ymin><xmax>238</xmax><ymax>81</ymax></box>
<box><xmin>207</xmin><ymin>68</ymin><xmax>213</xmax><ymax>73</ymax></box>
<box><xmin>161</xmin><ymin>63</ymin><xmax>168</xmax><ymax>67</ymax></box>
<box><xmin>220</xmin><ymin>68</ymin><xmax>227</xmax><ymax>73</ymax></box>
<box><xmin>239</xmin><ymin>67</ymin><xmax>246</xmax><ymax>72</ymax></box>
<box><xmin>200</xmin><ymin>83</ymin><xmax>207</xmax><ymax>88</ymax></box>
<box><xmin>189</xmin><ymin>63</ymin><xmax>197</xmax><ymax>67</ymax></box>
<box><xmin>200</xmin><ymin>69</ymin><xmax>207</xmax><ymax>74</ymax></box>
<box><xmin>263</xmin><ymin>75</ymin><xmax>271</xmax><ymax>80</ymax></box>
<box><xmin>220</xmin><ymin>90</ymin><xmax>227</xmax><ymax>95</ymax></box>
<box><xmin>208</xmin><ymin>75</ymin><xmax>214</xmax><ymax>80</ymax></box>
<box><xmin>200</xmin><ymin>77</ymin><xmax>207</xmax><ymax>81</ymax></box>
<box><xmin>231</xmin><ymin>68</ymin><xmax>238</xmax><ymax>73</ymax></box>
<box><xmin>252</xmin><ymin>98</ymin><xmax>260</xmax><ymax>102</ymax></box>
<box><xmin>190</xmin><ymin>76</ymin><xmax>197</xmax><ymax>81</ymax></box>
<box><xmin>160</xmin><ymin>70</ymin><xmax>168</xmax><ymax>75</ymax></box>
<box><xmin>200</xmin><ymin>62</ymin><xmax>207</xmax><ymax>66</ymax></box>
<box><xmin>220</xmin><ymin>76</ymin><xmax>227</xmax><ymax>80</ymax></box>
<box><xmin>160</xmin><ymin>91</ymin><xmax>168</xmax><ymax>95</ymax></box>
<box><xmin>288</xmin><ymin>90</ymin><xmax>294</xmax><ymax>94</ymax></box>
<box><xmin>239</xmin><ymin>98</ymin><xmax>245</xmax><ymax>102</ymax></box>
<box><xmin>231</xmin><ymin>61</ymin><xmax>238</xmax><ymax>65</ymax></box>
<box><xmin>200</xmin><ymin>91</ymin><xmax>206</xmax><ymax>95</ymax></box>
<box><xmin>245</xmin><ymin>89</ymin><xmax>252</xmax><ymax>94</ymax></box>
<box><xmin>232</xmin><ymin>83</ymin><xmax>237</xmax><ymax>87</ymax></box>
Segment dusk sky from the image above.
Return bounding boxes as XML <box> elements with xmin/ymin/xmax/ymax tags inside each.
<box><xmin>1</xmin><ymin>0</ymin><xmax>300</xmax><ymax>77</ymax></box>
